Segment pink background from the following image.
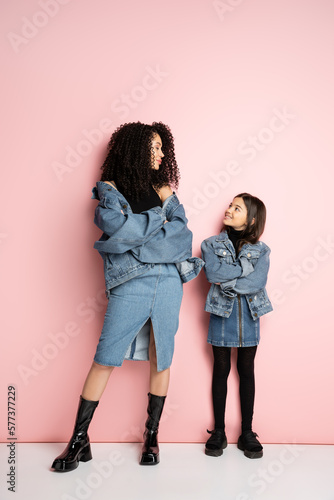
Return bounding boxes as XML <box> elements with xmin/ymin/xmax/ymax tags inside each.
<box><xmin>1</xmin><ymin>0</ymin><xmax>333</xmax><ymax>445</ymax></box>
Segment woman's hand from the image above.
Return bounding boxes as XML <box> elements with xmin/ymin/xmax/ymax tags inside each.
<box><xmin>156</xmin><ymin>185</ymin><xmax>173</xmax><ymax>202</ymax></box>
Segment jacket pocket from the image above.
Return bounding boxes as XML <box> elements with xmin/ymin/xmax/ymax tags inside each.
<box><xmin>243</xmin><ymin>249</ymin><xmax>261</xmax><ymax>266</ymax></box>
<box><xmin>104</xmin><ymin>252</ymin><xmax>137</xmax><ymax>279</ymax></box>
<box><xmin>214</xmin><ymin>248</ymin><xmax>234</xmax><ymax>264</ymax></box>
<box><xmin>205</xmin><ymin>284</ymin><xmax>234</xmax><ymax>317</ymax></box>
<box><xmin>209</xmin><ymin>284</ymin><xmax>233</xmax><ymax>306</ymax></box>
<box><xmin>251</xmin><ymin>289</ymin><xmax>271</xmax><ymax>306</ymax></box>
<box><xmin>246</xmin><ymin>289</ymin><xmax>273</xmax><ymax>319</ymax></box>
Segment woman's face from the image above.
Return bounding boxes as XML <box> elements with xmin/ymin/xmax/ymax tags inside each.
<box><xmin>223</xmin><ymin>197</ymin><xmax>248</xmax><ymax>230</ymax></box>
<box><xmin>151</xmin><ymin>133</ymin><xmax>164</xmax><ymax>170</ymax></box>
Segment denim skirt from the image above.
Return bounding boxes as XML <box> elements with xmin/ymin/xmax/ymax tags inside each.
<box><xmin>207</xmin><ymin>295</ymin><xmax>260</xmax><ymax>348</ymax></box>
<box><xmin>94</xmin><ymin>263</ymin><xmax>183</xmax><ymax>372</ymax></box>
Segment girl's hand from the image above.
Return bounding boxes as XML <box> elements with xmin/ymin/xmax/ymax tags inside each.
<box><xmin>156</xmin><ymin>185</ymin><xmax>173</xmax><ymax>202</ymax></box>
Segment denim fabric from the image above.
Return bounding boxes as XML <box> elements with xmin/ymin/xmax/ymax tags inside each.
<box><xmin>93</xmin><ymin>263</ymin><xmax>183</xmax><ymax>372</ymax></box>
<box><xmin>208</xmin><ymin>296</ymin><xmax>260</xmax><ymax>347</ymax></box>
<box><xmin>202</xmin><ymin>231</ymin><xmax>273</xmax><ymax>320</ymax></box>
<box><xmin>91</xmin><ymin>182</ymin><xmax>204</xmax><ymax>291</ymax></box>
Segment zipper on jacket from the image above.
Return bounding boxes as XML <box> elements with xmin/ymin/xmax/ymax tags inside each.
<box><xmin>238</xmin><ymin>294</ymin><xmax>242</xmax><ymax>347</ymax></box>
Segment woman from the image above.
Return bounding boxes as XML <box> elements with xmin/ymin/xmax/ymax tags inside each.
<box><xmin>51</xmin><ymin>121</ymin><xmax>203</xmax><ymax>472</ymax></box>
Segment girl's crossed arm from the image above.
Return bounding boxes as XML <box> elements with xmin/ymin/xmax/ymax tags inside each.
<box><xmin>232</xmin><ymin>247</ymin><xmax>270</xmax><ymax>294</ymax></box>
<box><xmin>201</xmin><ymin>239</ymin><xmax>247</xmax><ymax>283</ymax></box>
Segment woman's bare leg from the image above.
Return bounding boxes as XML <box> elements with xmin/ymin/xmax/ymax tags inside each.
<box><xmin>51</xmin><ymin>361</ymin><xmax>114</xmax><ymax>471</ymax></box>
<box><xmin>81</xmin><ymin>361</ymin><xmax>115</xmax><ymax>401</ymax></box>
<box><xmin>149</xmin><ymin>324</ymin><xmax>170</xmax><ymax>396</ymax></box>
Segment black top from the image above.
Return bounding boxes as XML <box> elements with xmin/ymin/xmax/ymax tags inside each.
<box><xmin>227</xmin><ymin>227</ymin><xmax>244</xmax><ymax>254</ymax></box>
<box><xmin>117</xmin><ymin>184</ymin><xmax>162</xmax><ymax>214</ymax></box>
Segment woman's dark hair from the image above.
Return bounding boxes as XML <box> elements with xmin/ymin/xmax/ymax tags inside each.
<box><xmin>100</xmin><ymin>121</ymin><xmax>179</xmax><ymax>200</ymax></box>
<box><xmin>222</xmin><ymin>193</ymin><xmax>267</xmax><ymax>251</ymax></box>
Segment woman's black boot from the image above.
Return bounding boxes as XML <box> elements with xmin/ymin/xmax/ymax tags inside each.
<box><xmin>51</xmin><ymin>396</ymin><xmax>99</xmax><ymax>472</ymax></box>
<box><xmin>139</xmin><ymin>392</ymin><xmax>166</xmax><ymax>466</ymax></box>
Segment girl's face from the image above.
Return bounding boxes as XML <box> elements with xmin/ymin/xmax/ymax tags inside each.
<box><xmin>151</xmin><ymin>133</ymin><xmax>164</xmax><ymax>170</ymax></box>
<box><xmin>224</xmin><ymin>197</ymin><xmax>248</xmax><ymax>230</ymax></box>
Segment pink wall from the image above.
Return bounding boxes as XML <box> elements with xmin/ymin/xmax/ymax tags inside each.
<box><xmin>1</xmin><ymin>0</ymin><xmax>333</xmax><ymax>445</ymax></box>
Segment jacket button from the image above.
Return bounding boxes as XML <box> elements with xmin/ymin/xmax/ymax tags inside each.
<box><xmin>122</xmin><ymin>204</ymin><xmax>127</xmax><ymax>209</ymax></box>
<box><xmin>254</xmin><ymin>313</ymin><xmax>258</xmax><ymax>317</ymax></box>
<box><xmin>249</xmin><ymin>298</ymin><xmax>252</xmax><ymax>302</ymax></box>
<box><xmin>247</xmin><ymin>253</ymin><xmax>251</xmax><ymax>257</ymax></box>
<box><xmin>223</xmin><ymin>251</ymin><xmax>226</xmax><ymax>255</ymax></box>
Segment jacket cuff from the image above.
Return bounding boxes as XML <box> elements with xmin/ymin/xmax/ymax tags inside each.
<box><xmin>162</xmin><ymin>194</ymin><xmax>180</xmax><ymax>219</ymax></box>
<box><xmin>239</xmin><ymin>256</ymin><xmax>254</xmax><ymax>277</ymax></box>
<box><xmin>220</xmin><ymin>279</ymin><xmax>237</xmax><ymax>297</ymax></box>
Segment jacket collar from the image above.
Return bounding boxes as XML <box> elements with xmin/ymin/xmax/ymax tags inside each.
<box><xmin>215</xmin><ymin>231</ymin><xmax>263</xmax><ymax>253</ymax></box>
<box><xmin>215</xmin><ymin>231</ymin><xmax>229</xmax><ymax>243</ymax></box>
<box><xmin>91</xmin><ymin>181</ymin><xmax>127</xmax><ymax>204</ymax></box>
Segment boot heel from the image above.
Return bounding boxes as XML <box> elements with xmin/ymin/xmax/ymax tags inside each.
<box><xmin>51</xmin><ymin>397</ymin><xmax>99</xmax><ymax>473</ymax></box>
<box><xmin>79</xmin><ymin>445</ymin><xmax>92</xmax><ymax>463</ymax></box>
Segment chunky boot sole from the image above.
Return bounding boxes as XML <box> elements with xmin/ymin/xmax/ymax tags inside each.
<box><xmin>51</xmin><ymin>444</ymin><xmax>92</xmax><ymax>472</ymax></box>
<box><xmin>237</xmin><ymin>441</ymin><xmax>263</xmax><ymax>459</ymax></box>
<box><xmin>205</xmin><ymin>438</ymin><xmax>227</xmax><ymax>457</ymax></box>
<box><xmin>139</xmin><ymin>451</ymin><xmax>160</xmax><ymax>465</ymax></box>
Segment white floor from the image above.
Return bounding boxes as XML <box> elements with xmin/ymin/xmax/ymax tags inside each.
<box><xmin>0</xmin><ymin>443</ymin><xmax>333</xmax><ymax>500</ymax></box>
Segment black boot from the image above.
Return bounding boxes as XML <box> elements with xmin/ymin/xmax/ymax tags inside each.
<box><xmin>205</xmin><ymin>429</ymin><xmax>228</xmax><ymax>457</ymax></box>
<box><xmin>237</xmin><ymin>430</ymin><xmax>263</xmax><ymax>459</ymax></box>
<box><xmin>51</xmin><ymin>396</ymin><xmax>99</xmax><ymax>472</ymax></box>
<box><xmin>139</xmin><ymin>392</ymin><xmax>166</xmax><ymax>466</ymax></box>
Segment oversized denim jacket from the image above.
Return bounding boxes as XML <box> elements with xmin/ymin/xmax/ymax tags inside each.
<box><xmin>201</xmin><ymin>231</ymin><xmax>273</xmax><ymax>320</ymax></box>
<box><xmin>91</xmin><ymin>181</ymin><xmax>204</xmax><ymax>293</ymax></box>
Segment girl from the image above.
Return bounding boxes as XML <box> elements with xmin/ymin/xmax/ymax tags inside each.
<box><xmin>201</xmin><ymin>193</ymin><xmax>272</xmax><ymax>459</ymax></box>
<box><xmin>51</xmin><ymin>121</ymin><xmax>203</xmax><ymax>471</ymax></box>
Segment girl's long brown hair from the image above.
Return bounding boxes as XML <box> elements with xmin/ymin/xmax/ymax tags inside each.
<box><xmin>222</xmin><ymin>193</ymin><xmax>267</xmax><ymax>252</ymax></box>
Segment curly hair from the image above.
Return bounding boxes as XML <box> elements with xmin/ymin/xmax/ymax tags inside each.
<box><xmin>100</xmin><ymin>121</ymin><xmax>180</xmax><ymax>201</ymax></box>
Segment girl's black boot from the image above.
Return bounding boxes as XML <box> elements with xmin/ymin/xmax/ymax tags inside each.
<box><xmin>205</xmin><ymin>429</ymin><xmax>228</xmax><ymax>457</ymax></box>
<box><xmin>140</xmin><ymin>392</ymin><xmax>166</xmax><ymax>466</ymax></box>
<box><xmin>51</xmin><ymin>396</ymin><xmax>99</xmax><ymax>472</ymax></box>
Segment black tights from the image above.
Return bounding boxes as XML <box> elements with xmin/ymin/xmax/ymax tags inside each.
<box><xmin>211</xmin><ymin>345</ymin><xmax>257</xmax><ymax>433</ymax></box>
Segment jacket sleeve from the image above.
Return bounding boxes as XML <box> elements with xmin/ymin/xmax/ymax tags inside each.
<box><xmin>94</xmin><ymin>198</ymin><xmax>166</xmax><ymax>254</ymax></box>
<box><xmin>130</xmin><ymin>201</ymin><xmax>192</xmax><ymax>263</ymax></box>
<box><xmin>232</xmin><ymin>247</ymin><xmax>271</xmax><ymax>294</ymax></box>
<box><xmin>201</xmin><ymin>239</ymin><xmax>245</xmax><ymax>283</ymax></box>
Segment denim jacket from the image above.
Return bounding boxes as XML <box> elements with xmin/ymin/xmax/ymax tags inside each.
<box><xmin>91</xmin><ymin>181</ymin><xmax>204</xmax><ymax>292</ymax></box>
<box><xmin>201</xmin><ymin>231</ymin><xmax>273</xmax><ymax>320</ymax></box>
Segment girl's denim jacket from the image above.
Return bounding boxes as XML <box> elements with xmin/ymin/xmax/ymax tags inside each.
<box><xmin>92</xmin><ymin>181</ymin><xmax>204</xmax><ymax>294</ymax></box>
<box><xmin>201</xmin><ymin>231</ymin><xmax>273</xmax><ymax>320</ymax></box>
